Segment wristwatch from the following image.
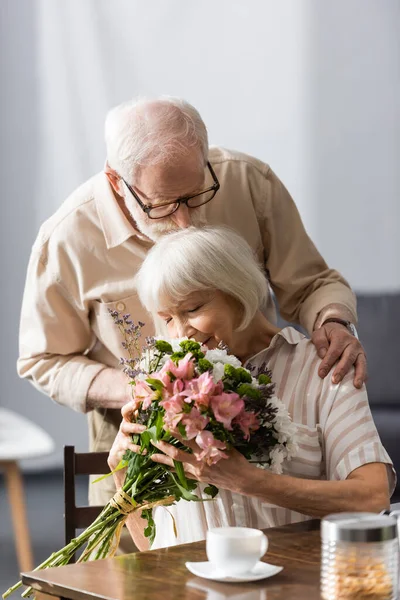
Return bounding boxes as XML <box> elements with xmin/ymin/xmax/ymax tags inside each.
<box><xmin>322</xmin><ymin>318</ymin><xmax>359</xmax><ymax>339</ymax></box>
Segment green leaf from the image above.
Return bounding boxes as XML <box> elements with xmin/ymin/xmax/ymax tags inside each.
<box><xmin>177</xmin><ymin>422</ymin><xmax>187</xmax><ymax>438</ymax></box>
<box><xmin>173</xmin><ymin>460</ymin><xmax>189</xmax><ymax>490</ymax></box>
<box><xmin>204</xmin><ymin>484</ymin><xmax>219</xmax><ymax>498</ymax></box>
<box><xmin>127</xmin><ymin>452</ymin><xmax>146</xmax><ymax>481</ymax></box>
<box><xmin>140</xmin><ymin>430</ymin><xmax>151</xmax><ymax>448</ymax></box>
<box><xmin>144</xmin><ymin>410</ymin><xmax>164</xmax><ymax>444</ymax></box>
<box><xmin>91</xmin><ymin>458</ymin><xmax>127</xmax><ymax>484</ymax></box>
<box><xmin>170</xmin><ymin>472</ymin><xmax>201</xmax><ymax>501</ymax></box>
<box><xmin>145</xmin><ymin>426</ymin><xmax>159</xmax><ymax>443</ymax></box>
<box><xmin>141</xmin><ymin>508</ymin><xmax>156</xmax><ymax>544</ymax></box>
<box><xmin>146</xmin><ymin>377</ymin><xmax>164</xmax><ymax>392</ymax></box>
<box><xmin>155</xmin><ymin>410</ymin><xmax>165</xmax><ymax>439</ymax></box>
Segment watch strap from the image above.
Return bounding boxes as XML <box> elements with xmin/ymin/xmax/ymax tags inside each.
<box><xmin>322</xmin><ymin>318</ymin><xmax>359</xmax><ymax>339</ymax></box>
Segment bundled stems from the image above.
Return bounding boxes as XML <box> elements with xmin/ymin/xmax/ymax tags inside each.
<box><xmin>3</xmin><ymin>477</ymin><xmax>142</xmax><ymax>599</ymax></box>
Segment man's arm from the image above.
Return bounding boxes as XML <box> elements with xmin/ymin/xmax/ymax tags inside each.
<box><xmin>18</xmin><ymin>249</ymin><xmax>130</xmax><ymax>412</ymax></box>
<box><xmin>258</xmin><ymin>167</ymin><xmax>366</xmax><ymax>386</ymax></box>
<box><xmin>259</xmin><ymin>167</ymin><xmax>356</xmax><ymax>332</ymax></box>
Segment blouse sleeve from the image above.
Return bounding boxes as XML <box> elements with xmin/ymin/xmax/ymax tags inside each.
<box><xmin>319</xmin><ymin>369</ymin><xmax>396</xmax><ymax>495</ymax></box>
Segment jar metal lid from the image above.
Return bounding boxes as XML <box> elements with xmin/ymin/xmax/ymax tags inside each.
<box><xmin>321</xmin><ymin>512</ymin><xmax>398</xmax><ymax>543</ymax></box>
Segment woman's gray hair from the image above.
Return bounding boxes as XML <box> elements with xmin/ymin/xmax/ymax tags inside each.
<box><xmin>105</xmin><ymin>96</ymin><xmax>209</xmax><ymax>182</ymax></box>
<box><xmin>135</xmin><ymin>226</ymin><xmax>269</xmax><ymax>331</ymax></box>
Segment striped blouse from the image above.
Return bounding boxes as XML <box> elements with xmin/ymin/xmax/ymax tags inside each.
<box><xmin>151</xmin><ymin>327</ymin><xmax>395</xmax><ymax>549</ymax></box>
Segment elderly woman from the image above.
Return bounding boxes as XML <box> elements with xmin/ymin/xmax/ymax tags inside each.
<box><xmin>109</xmin><ymin>227</ymin><xmax>395</xmax><ymax>551</ymax></box>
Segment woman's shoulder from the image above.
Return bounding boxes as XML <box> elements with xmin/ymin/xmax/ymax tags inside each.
<box><xmin>247</xmin><ymin>326</ymin><xmax>313</xmax><ymax>366</ymax></box>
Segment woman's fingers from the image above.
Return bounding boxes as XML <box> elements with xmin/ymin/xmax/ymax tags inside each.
<box><xmin>121</xmin><ymin>399</ymin><xmax>141</xmax><ymax>420</ymax></box>
<box><xmin>150</xmin><ymin>440</ymin><xmax>196</xmax><ymax>464</ymax></box>
<box><xmin>168</xmin><ymin>431</ymin><xmax>201</xmax><ymax>453</ymax></box>
<box><xmin>150</xmin><ymin>452</ymin><xmax>174</xmax><ymax>468</ymax></box>
<box><xmin>120</xmin><ymin>421</ymin><xmax>146</xmax><ymax>435</ymax></box>
<box><xmin>150</xmin><ymin>452</ymin><xmax>194</xmax><ymax>478</ymax></box>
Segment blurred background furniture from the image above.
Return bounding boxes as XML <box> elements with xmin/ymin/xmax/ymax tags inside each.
<box><xmin>63</xmin><ymin>445</ymin><xmax>109</xmax><ymax>562</ymax></box>
<box><xmin>0</xmin><ymin>408</ymin><xmax>54</xmax><ymax>572</ymax></box>
<box><xmin>357</xmin><ymin>293</ymin><xmax>400</xmax><ymax>499</ymax></box>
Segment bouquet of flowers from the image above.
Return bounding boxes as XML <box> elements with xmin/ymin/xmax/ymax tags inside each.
<box><xmin>4</xmin><ymin>311</ymin><xmax>297</xmax><ymax>599</ymax></box>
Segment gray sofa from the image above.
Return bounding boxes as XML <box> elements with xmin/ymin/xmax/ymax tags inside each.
<box><xmin>277</xmin><ymin>293</ymin><xmax>400</xmax><ymax>500</ymax></box>
<box><xmin>356</xmin><ymin>293</ymin><xmax>400</xmax><ymax>500</ymax></box>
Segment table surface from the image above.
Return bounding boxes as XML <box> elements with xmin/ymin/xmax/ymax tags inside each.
<box><xmin>22</xmin><ymin>520</ymin><xmax>322</xmax><ymax>600</ymax></box>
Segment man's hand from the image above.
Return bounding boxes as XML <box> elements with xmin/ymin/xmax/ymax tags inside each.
<box><xmin>311</xmin><ymin>322</ymin><xmax>367</xmax><ymax>389</ymax></box>
<box><xmin>86</xmin><ymin>367</ymin><xmax>133</xmax><ymax>411</ymax></box>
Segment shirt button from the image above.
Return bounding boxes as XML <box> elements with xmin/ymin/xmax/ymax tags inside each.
<box><xmin>116</xmin><ymin>302</ymin><xmax>126</xmax><ymax>312</ymax></box>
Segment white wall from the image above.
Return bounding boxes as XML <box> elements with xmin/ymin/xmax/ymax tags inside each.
<box><xmin>1</xmin><ymin>0</ymin><xmax>399</xmax><ymax>469</ymax></box>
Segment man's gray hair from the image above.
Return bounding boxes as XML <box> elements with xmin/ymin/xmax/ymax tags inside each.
<box><xmin>105</xmin><ymin>96</ymin><xmax>209</xmax><ymax>182</ymax></box>
<box><xmin>135</xmin><ymin>226</ymin><xmax>268</xmax><ymax>331</ymax></box>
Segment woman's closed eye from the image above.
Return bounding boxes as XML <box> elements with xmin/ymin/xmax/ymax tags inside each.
<box><xmin>187</xmin><ymin>305</ymin><xmax>203</xmax><ymax>314</ymax></box>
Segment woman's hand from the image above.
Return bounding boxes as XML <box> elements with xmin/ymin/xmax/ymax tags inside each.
<box><xmin>150</xmin><ymin>437</ymin><xmax>254</xmax><ymax>493</ymax></box>
<box><xmin>107</xmin><ymin>400</ymin><xmax>146</xmax><ymax>486</ymax></box>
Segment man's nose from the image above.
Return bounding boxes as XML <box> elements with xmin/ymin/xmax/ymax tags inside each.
<box><xmin>170</xmin><ymin>204</ymin><xmax>191</xmax><ymax>228</ymax></box>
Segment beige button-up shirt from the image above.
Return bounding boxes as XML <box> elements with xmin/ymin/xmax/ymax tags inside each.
<box><xmin>18</xmin><ymin>146</ymin><xmax>356</xmax><ymax>417</ymax></box>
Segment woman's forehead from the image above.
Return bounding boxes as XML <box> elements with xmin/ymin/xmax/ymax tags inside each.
<box><xmin>157</xmin><ymin>290</ymin><xmax>212</xmax><ymax>313</ymax></box>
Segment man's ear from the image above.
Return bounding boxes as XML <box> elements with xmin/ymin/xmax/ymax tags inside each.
<box><xmin>104</xmin><ymin>162</ymin><xmax>123</xmax><ymax>196</ymax></box>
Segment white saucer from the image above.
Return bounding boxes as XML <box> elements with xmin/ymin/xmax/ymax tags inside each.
<box><xmin>185</xmin><ymin>560</ymin><xmax>283</xmax><ymax>583</ymax></box>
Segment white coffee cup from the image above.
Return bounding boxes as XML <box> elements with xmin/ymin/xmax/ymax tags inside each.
<box><xmin>206</xmin><ymin>527</ymin><xmax>268</xmax><ymax>576</ymax></box>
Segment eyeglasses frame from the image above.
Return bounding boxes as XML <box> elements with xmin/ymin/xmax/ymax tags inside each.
<box><xmin>120</xmin><ymin>161</ymin><xmax>220</xmax><ymax>219</ymax></box>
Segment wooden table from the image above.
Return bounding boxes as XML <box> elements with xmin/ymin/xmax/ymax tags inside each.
<box><xmin>22</xmin><ymin>520</ymin><xmax>322</xmax><ymax>600</ymax></box>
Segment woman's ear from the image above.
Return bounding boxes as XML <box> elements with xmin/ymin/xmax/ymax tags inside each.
<box><xmin>104</xmin><ymin>162</ymin><xmax>123</xmax><ymax>196</ymax></box>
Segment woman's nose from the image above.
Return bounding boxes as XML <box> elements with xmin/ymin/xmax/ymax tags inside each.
<box><xmin>175</xmin><ymin>321</ymin><xmax>197</xmax><ymax>339</ymax></box>
<box><xmin>170</xmin><ymin>204</ymin><xmax>191</xmax><ymax>228</ymax></box>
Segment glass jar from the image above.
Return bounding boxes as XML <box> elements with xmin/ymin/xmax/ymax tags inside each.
<box><xmin>321</xmin><ymin>513</ymin><xmax>399</xmax><ymax>600</ymax></box>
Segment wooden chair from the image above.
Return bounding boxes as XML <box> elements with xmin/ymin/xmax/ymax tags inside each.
<box><xmin>63</xmin><ymin>445</ymin><xmax>109</xmax><ymax>563</ymax></box>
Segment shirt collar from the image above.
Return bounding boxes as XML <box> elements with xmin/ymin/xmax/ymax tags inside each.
<box><xmin>275</xmin><ymin>326</ymin><xmax>306</xmax><ymax>346</ymax></box>
<box><xmin>246</xmin><ymin>327</ymin><xmax>305</xmax><ymax>364</ymax></box>
<box><xmin>95</xmin><ymin>171</ymin><xmax>141</xmax><ymax>249</ymax></box>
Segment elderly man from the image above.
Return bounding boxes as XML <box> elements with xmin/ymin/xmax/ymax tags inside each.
<box><xmin>18</xmin><ymin>96</ymin><xmax>366</xmax><ymax>516</ymax></box>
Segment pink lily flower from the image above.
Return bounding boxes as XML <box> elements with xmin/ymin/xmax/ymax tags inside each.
<box><xmin>133</xmin><ymin>380</ymin><xmax>157</xmax><ymax>410</ymax></box>
<box><xmin>234</xmin><ymin>410</ymin><xmax>260</xmax><ymax>440</ymax></box>
<box><xmin>210</xmin><ymin>392</ymin><xmax>244</xmax><ymax>430</ymax></box>
<box><xmin>195</xmin><ymin>430</ymin><xmax>228</xmax><ymax>465</ymax></box>
<box><xmin>181</xmin><ymin>407</ymin><xmax>209</xmax><ymax>440</ymax></box>
<box><xmin>166</xmin><ymin>354</ymin><xmax>195</xmax><ymax>380</ymax></box>
<box><xmin>181</xmin><ymin>371</ymin><xmax>216</xmax><ymax>409</ymax></box>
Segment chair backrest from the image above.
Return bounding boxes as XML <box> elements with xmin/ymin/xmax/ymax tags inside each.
<box><xmin>64</xmin><ymin>445</ymin><xmax>110</xmax><ymax>562</ymax></box>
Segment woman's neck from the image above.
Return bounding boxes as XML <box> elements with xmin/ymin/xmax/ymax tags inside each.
<box><xmin>230</xmin><ymin>311</ymin><xmax>281</xmax><ymax>363</ymax></box>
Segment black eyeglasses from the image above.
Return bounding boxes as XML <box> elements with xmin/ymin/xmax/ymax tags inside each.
<box><xmin>120</xmin><ymin>161</ymin><xmax>220</xmax><ymax>219</ymax></box>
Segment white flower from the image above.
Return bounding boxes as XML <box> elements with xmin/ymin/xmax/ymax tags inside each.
<box><xmin>211</xmin><ymin>362</ymin><xmax>225</xmax><ymax>383</ymax></box>
<box><xmin>269</xmin><ymin>447</ymin><xmax>285</xmax><ymax>474</ymax></box>
<box><xmin>204</xmin><ymin>348</ymin><xmax>242</xmax><ymax>368</ymax></box>
<box><xmin>155</xmin><ymin>335</ymin><xmax>190</xmax><ymax>352</ymax></box>
<box><xmin>136</xmin><ymin>372</ymin><xmax>148</xmax><ymax>382</ymax></box>
<box><xmin>284</xmin><ymin>440</ymin><xmax>299</xmax><ymax>460</ymax></box>
<box><xmin>170</xmin><ymin>337</ymin><xmax>190</xmax><ymax>352</ymax></box>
